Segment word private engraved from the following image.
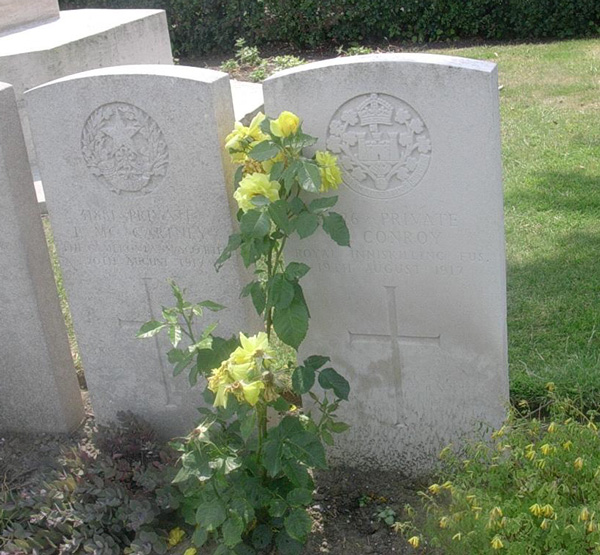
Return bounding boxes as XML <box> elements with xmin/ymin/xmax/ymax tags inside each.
<box><xmin>327</xmin><ymin>93</ymin><xmax>431</xmax><ymax>199</ymax></box>
<box><xmin>81</xmin><ymin>102</ymin><xmax>169</xmax><ymax>195</ymax></box>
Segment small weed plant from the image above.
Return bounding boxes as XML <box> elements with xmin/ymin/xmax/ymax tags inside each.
<box><xmin>139</xmin><ymin>110</ymin><xmax>350</xmax><ymax>553</ymax></box>
<box><xmin>403</xmin><ymin>387</ymin><xmax>600</xmax><ymax>553</ymax></box>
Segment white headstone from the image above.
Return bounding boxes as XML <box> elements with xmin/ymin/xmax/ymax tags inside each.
<box><xmin>264</xmin><ymin>54</ymin><xmax>509</xmax><ymax>473</ymax></box>
<box><xmin>0</xmin><ymin>82</ymin><xmax>83</xmax><ymax>434</ymax></box>
<box><xmin>0</xmin><ymin>9</ymin><xmax>173</xmax><ymax>170</ymax></box>
<box><xmin>0</xmin><ymin>0</ymin><xmax>59</xmax><ymax>35</ymax></box>
<box><xmin>26</xmin><ymin>66</ymin><xmax>251</xmax><ymax>438</ymax></box>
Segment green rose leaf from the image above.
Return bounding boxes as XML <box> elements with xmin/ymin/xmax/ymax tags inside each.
<box><xmin>285</xmin><ymin>262</ymin><xmax>310</xmax><ymax>281</ymax></box>
<box><xmin>272</xmin><ymin>284</ymin><xmax>309</xmax><ymax>349</ymax></box>
<box><xmin>328</xmin><ymin>421</ymin><xmax>350</xmax><ymax>433</ymax></box>
<box><xmin>268</xmin><ymin>273</ymin><xmax>295</xmax><ymax>310</ymax></box>
<box><xmin>292</xmin><ymin>365</ymin><xmax>315</xmax><ymax>395</ymax></box>
<box><xmin>248</xmin><ymin>140</ymin><xmax>280</xmax><ymax>161</ymax></box>
<box><xmin>287</xmin><ymin>429</ymin><xmax>327</xmax><ymax>469</ymax></box>
<box><xmin>250</xmin><ymin>281</ymin><xmax>266</xmax><ymax>315</ymax></box>
<box><xmin>195</xmin><ymin>500</ymin><xmax>226</xmax><ymax>531</ymax></box>
<box><xmin>268</xmin><ymin>199</ymin><xmax>293</xmax><ymax>234</ymax></box>
<box><xmin>240</xmin><ymin>209</ymin><xmax>271</xmax><ymax>239</ymax></box>
<box><xmin>304</xmin><ymin>355</ymin><xmax>330</xmax><ymax>371</ymax></box>
<box><xmin>318</xmin><ymin>367</ymin><xmax>350</xmax><ymax>400</ymax></box>
<box><xmin>289</xmin><ymin>197</ymin><xmax>305</xmax><ymax>215</ymax></box>
<box><xmin>136</xmin><ymin>320</ymin><xmax>165</xmax><ymax>338</ymax></box>
<box><xmin>322</xmin><ymin>211</ymin><xmax>350</xmax><ymax>247</ymax></box>
<box><xmin>269</xmin><ymin>160</ymin><xmax>285</xmax><ymax>181</ymax></box>
<box><xmin>215</xmin><ymin>233</ymin><xmax>242</xmax><ymax>270</ymax></box>
<box><xmin>297</xmin><ymin>160</ymin><xmax>321</xmax><ymax>193</ymax></box>
<box><xmin>282</xmin><ymin>160</ymin><xmax>301</xmax><ymax>193</ymax></box>
<box><xmin>308</xmin><ymin>195</ymin><xmax>338</xmax><ymax>214</ymax></box>
<box><xmin>197</xmin><ymin>300</ymin><xmax>225</xmax><ymax>312</ymax></box>
<box><xmin>168</xmin><ymin>324</ymin><xmax>182</xmax><ymax>347</ymax></box>
<box><xmin>283</xmin><ymin>459</ymin><xmax>312</xmax><ymax>488</ymax></box>
<box><xmin>284</xmin><ymin>508</ymin><xmax>312</xmax><ymax>542</ymax></box>
<box><xmin>294</xmin><ymin>212</ymin><xmax>319</xmax><ymax>239</ymax></box>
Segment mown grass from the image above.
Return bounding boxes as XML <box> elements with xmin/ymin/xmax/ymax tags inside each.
<box><xmin>432</xmin><ymin>40</ymin><xmax>600</xmax><ymax>409</ymax></box>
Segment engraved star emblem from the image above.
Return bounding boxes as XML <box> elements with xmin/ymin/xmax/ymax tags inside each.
<box><xmin>103</xmin><ymin>111</ymin><xmax>140</xmax><ymax>150</ymax></box>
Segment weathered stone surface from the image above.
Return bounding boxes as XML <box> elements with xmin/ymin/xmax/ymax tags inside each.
<box><xmin>0</xmin><ymin>9</ymin><xmax>173</xmax><ymax>167</ymax></box>
<box><xmin>26</xmin><ymin>66</ymin><xmax>250</xmax><ymax>438</ymax></box>
<box><xmin>0</xmin><ymin>0</ymin><xmax>59</xmax><ymax>35</ymax></box>
<box><xmin>0</xmin><ymin>82</ymin><xmax>83</xmax><ymax>434</ymax></box>
<box><xmin>264</xmin><ymin>54</ymin><xmax>508</xmax><ymax>473</ymax></box>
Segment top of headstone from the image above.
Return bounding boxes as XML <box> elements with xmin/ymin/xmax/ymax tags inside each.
<box><xmin>0</xmin><ymin>0</ymin><xmax>59</xmax><ymax>36</ymax></box>
<box><xmin>29</xmin><ymin>64</ymin><xmax>228</xmax><ymax>91</ymax></box>
<box><xmin>264</xmin><ymin>53</ymin><xmax>496</xmax><ymax>82</ymax></box>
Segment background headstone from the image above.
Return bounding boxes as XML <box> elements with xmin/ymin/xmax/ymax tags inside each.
<box><xmin>0</xmin><ymin>8</ymin><xmax>173</xmax><ymax>171</ymax></box>
<box><xmin>26</xmin><ymin>66</ymin><xmax>251</xmax><ymax>438</ymax></box>
<box><xmin>264</xmin><ymin>54</ymin><xmax>509</xmax><ymax>473</ymax></box>
<box><xmin>0</xmin><ymin>82</ymin><xmax>84</xmax><ymax>434</ymax></box>
<box><xmin>0</xmin><ymin>0</ymin><xmax>59</xmax><ymax>35</ymax></box>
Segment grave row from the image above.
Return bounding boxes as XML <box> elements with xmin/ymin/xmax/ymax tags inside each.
<box><xmin>0</xmin><ymin>55</ymin><xmax>508</xmax><ymax>474</ymax></box>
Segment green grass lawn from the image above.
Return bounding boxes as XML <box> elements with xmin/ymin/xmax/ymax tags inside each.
<box><xmin>431</xmin><ymin>40</ymin><xmax>600</xmax><ymax>409</ymax></box>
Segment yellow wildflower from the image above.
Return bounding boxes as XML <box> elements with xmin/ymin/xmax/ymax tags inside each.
<box><xmin>588</xmin><ymin>521</ymin><xmax>597</xmax><ymax>533</ymax></box>
<box><xmin>315</xmin><ymin>151</ymin><xmax>342</xmax><ymax>192</ymax></box>
<box><xmin>490</xmin><ymin>507</ymin><xmax>503</xmax><ymax>520</ymax></box>
<box><xmin>439</xmin><ymin>516</ymin><xmax>450</xmax><ymax>529</ymax></box>
<box><xmin>442</xmin><ymin>481</ymin><xmax>453</xmax><ymax>490</ymax></box>
<box><xmin>542</xmin><ymin>504</ymin><xmax>554</xmax><ymax>518</ymax></box>
<box><xmin>270</xmin><ymin>111</ymin><xmax>300</xmax><ymax>138</ymax></box>
<box><xmin>540</xmin><ymin>444</ymin><xmax>553</xmax><ymax>455</ymax></box>
<box><xmin>540</xmin><ymin>518</ymin><xmax>551</xmax><ymax>530</ymax></box>
<box><xmin>525</xmin><ymin>449</ymin><xmax>536</xmax><ymax>461</ymax></box>
<box><xmin>563</xmin><ymin>440</ymin><xmax>573</xmax><ymax>451</ymax></box>
<box><xmin>234</xmin><ymin>172</ymin><xmax>280</xmax><ymax>212</ymax></box>
<box><xmin>530</xmin><ymin>503</ymin><xmax>543</xmax><ymax>517</ymax></box>
<box><xmin>548</xmin><ymin>422</ymin><xmax>557</xmax><ymax>433</ymax></box>
<box><xmin>428</xmin><ymin>483</ymin><xmax>441</xmax><ymax>494</ymax></box>
<box><xmin>407</xmin><ymin>536</ymin><xmax>420</xmax><ymax>548</ymax></box>
<box><xmin>545</xmin><ymin>382</ymin><xmax>555</xmax><ymax>391</ymax></box>
<box><xmin>490</xmin><ymin>535</ymin><xmax>504</xmax><ymax>550</ymax></box>
<box><xmin>492</xmin><ymin>425</ymin><xmax>506</xmax><ymax>439</ymax></box>
<box><xmin>580</xmin><ymin>507</ymin><xmax>591</xmax><ymax>522</ymax></box>
<box><xmin>167</xmin><ymin>527</ymin><xmax>185</xmax><ymax>547</ymax></box>
<box><xmin>575</xmin><ymin>457</ymin><xmax>585</xmax><ymax>471</ymax></box>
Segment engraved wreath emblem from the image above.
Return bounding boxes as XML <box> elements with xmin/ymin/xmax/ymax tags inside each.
<box><xmin>81</xmin><ymin>102</ymin><xmax>169</xmax><ymax>195</ymax></box>
<box><xmin>326</xmin><ymin>93</ymin><xmax>431</xmax><ymax>199</ymax></box>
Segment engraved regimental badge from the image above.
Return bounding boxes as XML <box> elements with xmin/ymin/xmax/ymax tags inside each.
<box><xmin>81</xmin><ymin>102</ymin><xmax>169</xmax><ymax>195</ymax></box>
<box><xmin>327</xmin><ymin>93</ymin><xmax>431</xmax><ymax>199</ymax></box>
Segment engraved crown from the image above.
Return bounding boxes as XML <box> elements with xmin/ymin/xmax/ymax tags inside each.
<box><xmin>358</xmin><ymin>94</ymin><xmax>394</xmax><ymax>126</ymax></box>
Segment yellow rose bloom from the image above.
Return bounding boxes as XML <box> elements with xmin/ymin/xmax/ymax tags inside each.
<box><xmin>240</xmin><ymin>380</ymin><xmax>265</xmax><ymax>406</ymax></box>
<box><xmin>262</xmin><ymin>150</ymin><xmax>286</xmax><ymax>173</ymax></box>
<box><xmin>233</xmin><ymin>331</ymin><xmax>272</xmax><ymax>364</ymax></box>
<box><xmin>225</xmin><ymin>113</ymin><xmax>267</xmax><ymax>163</ymax></box>
<box><xmin>234</xmin><ymin>172</ymin><xmax>280</xmax><ymax>212</ymax></box>
<box><xmin>315</xmin><ymin>150</ymin><xmax>343</xmax><ymax>192</ymax></box>
<box><xmin>270</xmin><ymin>111</ymin><xmax>300</xmax><ymax>137</ymax></box>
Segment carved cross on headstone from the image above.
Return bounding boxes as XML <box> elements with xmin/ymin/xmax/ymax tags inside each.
<box><xmin>118</xmin><ymin>277</ymin><xmax>175</xmax><ymax>407</ymax></box>
<box><xmin>348</xmin><ymin>285</ymin><xmax>440</xmax><ymax>423</ymax></box>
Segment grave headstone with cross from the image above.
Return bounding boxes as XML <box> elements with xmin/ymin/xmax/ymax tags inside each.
<box><xmin>26</xmin><ymin>66</ymin><xmax>252</xmax><ymax>438</ymax></box>
<box><xmin>264</xmin><ymin>54</ymin><xmax>509</xmax><ymax>474</ymax></box>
